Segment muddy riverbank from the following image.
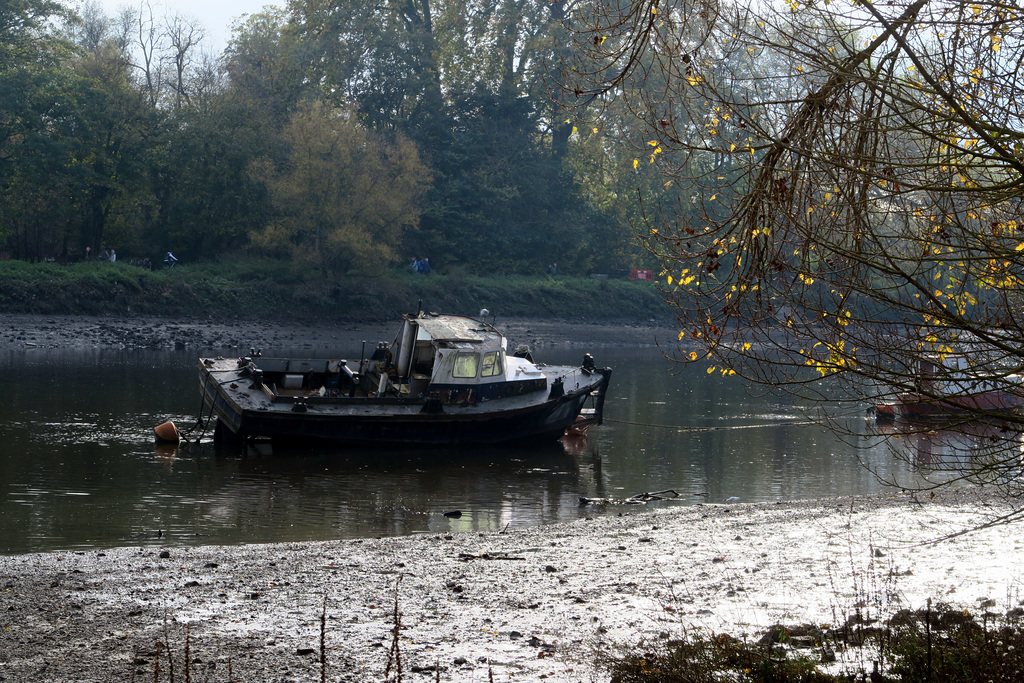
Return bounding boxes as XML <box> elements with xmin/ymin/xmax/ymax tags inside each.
<box><xmin>1</xmin><ymin>489</ymin><xmax>1020</xmax><ymax>682</ymax></box>
<box><xmin>0</xmin><ymin>313</ymin><xmax>676</xmax><ymax>354</ymax></box>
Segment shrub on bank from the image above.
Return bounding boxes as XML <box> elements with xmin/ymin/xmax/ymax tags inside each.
<box><xmin>0</xmin><ymin>258</ymin><xmax>673</xmax><ymax>323</ymax></box>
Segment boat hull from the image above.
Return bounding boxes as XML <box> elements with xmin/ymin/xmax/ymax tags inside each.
<box><xmin>199</xmin><ymin>360</ymin><xmax>610</xmax><ymax>446</ymax></box>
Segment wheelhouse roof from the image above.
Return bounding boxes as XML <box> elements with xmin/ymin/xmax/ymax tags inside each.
<box><xmin>408</xmin><ymin>313</ymin><xmax>502</xmax><ymax>347</ymax></box>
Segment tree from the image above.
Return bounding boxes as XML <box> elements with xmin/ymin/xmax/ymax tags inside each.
<box><xmin>409</xmin><ymin>84</ymin><xmax>597</xmax><ymax>273</ymax></box>
<box><xmin>0</xmin><ymin>0</ymin><xmax>76</xmax><ymax>256</ymax></box>
<box><xmin>287</xmin><ymin>0</ymin><xmax>619</xmax><ymax>272</ymax></box>
<box><xmin>164</xmin><ymin>13</ymin><xmax>205</xmax><ymax>111</ymax></box>
<box><xmin>571</xmin><ymin>0</ymin><xmax>1024</xmax><ymax>499</ymax></box>
<box><xmin>224</xmin><ymin>8</ymin><xmax>310</xmax><ymax>128</ymax></box>
<box><xmin>155</xmin><ymin>69</ymin><xmax>271</xmax><ymax>260</ymax></box>
<box><xmin>288</xmin><ymin>0</ymin><xmax>446</xmax><ymax>134</ymax></box>
<box><xmin>251</xmin><ymin>99</ymin><xmax>430</xmax><ymax>276</ymax></box>
<box><xmin>64</xmin><ymin>38</ymin><xmax>162</xmax><ymax>259</ymax></box>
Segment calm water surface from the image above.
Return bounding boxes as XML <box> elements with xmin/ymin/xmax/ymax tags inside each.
<box><xmin>0</xmin><ymin>341</ymin><xmax>947</xmax><ymax>554</ymax></box>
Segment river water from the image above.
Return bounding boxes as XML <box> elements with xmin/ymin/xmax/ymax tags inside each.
<box><xmin>0</xmin><ymin>343</ymin><xmax>949</xmax><ymax>555</ymax></box>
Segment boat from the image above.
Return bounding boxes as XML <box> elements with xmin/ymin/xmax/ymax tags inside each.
<box><xmin>198</xmin><ymin>311</ymin><xmax>612</xmax><ymax>446</ymax></box>
<box><xmin>873</xmin><ymin>352</ymin><xmax>1024</xmax><ymax>421</ymax></box>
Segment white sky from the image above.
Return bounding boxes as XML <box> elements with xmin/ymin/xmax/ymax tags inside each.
<box><xmin>68</xmin><ymin>0</ymin><xmax>280</xmax><ymax>55</ymax></box>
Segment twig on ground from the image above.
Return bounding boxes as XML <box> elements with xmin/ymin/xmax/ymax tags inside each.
<box><xmin>385</xmin><ymin>576</ymin><xmax>403</xmax><ymax>681</ymax></box>
<box><xmin>320</xmin><ymin>593</ymin><xmax>328</xmax><ymax>683</ymax></box>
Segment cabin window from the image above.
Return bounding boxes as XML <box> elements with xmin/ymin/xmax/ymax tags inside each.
<box><xmin>481</xmin><ymin>351</ymin><xmax>503</xmax><ymax>378</ymax></box>
<box><xmin>453</xmin><ymin>352</ymin><xmax>479</xmax><ymax>378</ymax></box>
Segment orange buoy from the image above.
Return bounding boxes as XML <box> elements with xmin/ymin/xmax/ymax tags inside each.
<box><xmin>154</xmin><ymin>420</ymin><xmax>181</xmax><ymax>444</ymax></box>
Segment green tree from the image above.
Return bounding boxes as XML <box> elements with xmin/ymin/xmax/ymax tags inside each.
<box><xmin>0</xmin><ymin>0</ymin><xmax>77</xmax><ymax>257</ymax></box>
<box><xmin>287</xmin><ymin>0</ymin><xmax>622</xmax><ymax>273</ymax></box>
<box><xmin>289</xmin><ymin>0</ymin><xmax>446</xmax><ymax>132</ymax></box>
<box><xmin>251</xmin><ymin>99</ymin><xmax>430</xmax><ymax>276</ymax></box>
<box><xmin>408</xmin><ymin>84</ymin><xmax>614</xmax><ymax>274</ymax></box>
<box><xmin>224</xmin><ymin>8</ymin><xmax>311</xmax><ymax>129</ymax></box>
<box><xmin>155</xmin><ymin>75</ymin><xmax>272</xmax><ymax>260</ymax></box>
<box><xmin>64</xmin><ymin>39</ymin><xmax>161</xmax><ymax>259</ymax></box>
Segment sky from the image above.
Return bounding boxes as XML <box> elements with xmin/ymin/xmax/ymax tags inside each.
<box><xmin>77</xmin><ymin>0</ymin><xmax>279</xmax><ymax>55</ymax></box>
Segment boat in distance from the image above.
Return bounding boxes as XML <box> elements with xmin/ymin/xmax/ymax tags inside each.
<box><xmin>873</xmin><ymin>352</ymin><xmax>1024</xmax><ymax>421</ymax></box>
<box><xmin>199</xmin><ymin>311</ymin><xmax>612</xmax><ymax>446</ymax></box>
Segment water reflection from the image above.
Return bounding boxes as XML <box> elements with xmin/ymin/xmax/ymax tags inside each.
<box><xmin>0</xmin><ymin>343</ymin><xmax>944</xmax><ymax>554</ymax></box>
<box><xmin>871</xmin><ymin>418</ymin><xmax>1024</xmax><ymax>486</ymax></box>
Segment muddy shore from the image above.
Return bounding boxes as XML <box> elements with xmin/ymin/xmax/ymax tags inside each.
<box><xmin>2</xmin><ymin>315</ymin><xmax>1023</xmax><ymax>681</ymax></box>
<box><xmin>0</xmin><ymin>313</ymin><xmax>678</xmax><ymax>354</ymax></box>
<box><xmin>1</xmin><ymin>489</ymin><xmax>1020</xmax><ymax>682</ymax></box>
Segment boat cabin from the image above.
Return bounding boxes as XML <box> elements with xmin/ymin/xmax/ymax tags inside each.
<box><xmin>236</xmin><ymin>313</ymin><xmax>549</xmax><ymax>406</ymax></box>
<box><xmin>389</xmin><ymin>313</ymin><xmax>546</xmax><ymax>403</ymax></box>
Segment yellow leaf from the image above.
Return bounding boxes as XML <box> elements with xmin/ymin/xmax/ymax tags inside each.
<box><xmin>709</xmin><ymin>194</ymin><xmax>717</xmax><ymax>201</ymax></box>
<box><xmin>633</xmin><ymin>159</ymin><xmax>639</xmax><ymax>170</ymax></box>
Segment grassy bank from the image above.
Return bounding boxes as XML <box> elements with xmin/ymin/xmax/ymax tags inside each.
<box><xmin>0</xmin><ymin>258</ymin><xmax>673</xmax><ymax>323</ymax></box>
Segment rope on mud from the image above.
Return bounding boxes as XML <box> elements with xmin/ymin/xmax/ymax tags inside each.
<box><xmin>603</xmin><ymin>417</ymin><xmax>818</xmax><ymax>432</ymax></box>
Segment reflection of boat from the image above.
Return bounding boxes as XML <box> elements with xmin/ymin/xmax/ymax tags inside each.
<box><xmin>873</xmin><ymin>416</ymin><xmax>1016</xmax><ymax>473</ymax></box>
<box><xmin>875</xmin><ymin>353</ymin><xmax>1024</xmax><ymax>420</ymax></box>
<box><xmin>199</xmin><ymin>312</ymin><xmax>611</xmax><ymax>446</ymax></box>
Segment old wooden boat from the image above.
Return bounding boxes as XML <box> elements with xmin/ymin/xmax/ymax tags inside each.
<box><xmin>199</xmin><ymin>312</ymin><xmax>611</xmax><ymax>446</ymax></box>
